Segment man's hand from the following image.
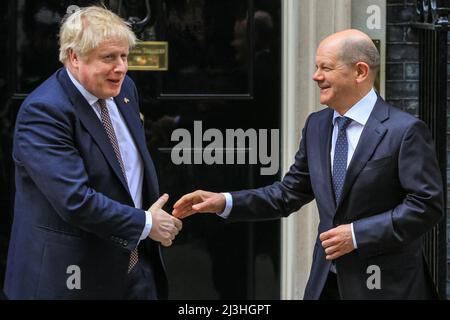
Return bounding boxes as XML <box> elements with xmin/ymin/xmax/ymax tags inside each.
<box><xmin>148</xmin><ymin>194</ymin><xmax>182</xmax><ymax>247</ymax></box>
<box><xmin>172</xmin><ymin>190</ymin><xmax>226</xmax><ymax>219</ymax></box>
<box><xmin>319</xmin><ymin>224</ymin><xmax>354</xmax><ymax>260</ymax></box>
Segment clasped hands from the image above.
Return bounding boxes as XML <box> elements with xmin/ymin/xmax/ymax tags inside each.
<box><xmin>170</xmin><ymin>190</ymin><xmax>355</xmax><ymax>259</ymax></box>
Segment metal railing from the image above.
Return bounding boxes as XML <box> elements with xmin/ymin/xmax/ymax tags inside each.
<box><xmin>412</xmin><ymin>0</ymin><xmax>449</xmax><ymax>299</ymax></box>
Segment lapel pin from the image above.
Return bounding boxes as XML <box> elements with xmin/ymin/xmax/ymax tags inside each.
<box><xmin>124</xmin><ymin>98</ymin><xmax>130</xmax><ymax>104</ymax></box>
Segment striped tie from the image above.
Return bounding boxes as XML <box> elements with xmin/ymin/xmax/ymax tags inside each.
<box><xmin>98</xmin><ymin>99</ymin><xmax>138</xmax><ymax>273</ymax></box>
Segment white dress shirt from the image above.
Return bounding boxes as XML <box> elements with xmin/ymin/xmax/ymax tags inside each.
<box><xmin>220</xmin><ymin>89</ymin><xmax>378</xmax><ymax>250</ymax></box>
<box><xmin>67</xmin><ymin>69</ymin><xmax>151</xmax><ymax>240</ymax></box>
<box><xmin>331</xmin><ymin>89</ymin><xmax>377</xmax><ymax>248</ymax></box>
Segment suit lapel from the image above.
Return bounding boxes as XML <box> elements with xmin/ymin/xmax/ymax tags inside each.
<box><xmin>57</xmin><ymin>69</ymin><xmax>131</xmax><ymax>194</ymax></box>
<box><xmin>114</xmin><ymin>92</ymin><xmax>160</xmax><ymax>203</ymax></box>
<box><xmin>318</xmin><ymin>109</ymin><xmax>336</xmax><ymax>210</ymax></box>
<box><xmin>336</xmin><ymin>97</ymin><xmax>389</xmax><ymax>209</ymax></box>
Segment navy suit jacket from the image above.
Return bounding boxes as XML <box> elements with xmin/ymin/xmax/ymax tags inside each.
<box><xmin>4</xmin><ymin>68</ymin><xmax>167</xmax><ymax>299</ymax></box>
<box><xmin>230</xmin><ymin>97</ymin><xmax>443</xmax><ymax>299</ymax></box>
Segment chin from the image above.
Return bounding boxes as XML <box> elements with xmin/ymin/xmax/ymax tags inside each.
<box><xmin>107</xmin><ymin>89</ymin><xmax>121</xmax><ymax>97</ymax></box>
<box><xmin>319</xmin><ymin>97</ymin><xmax>330</xmax><ymax>106</ymax></box>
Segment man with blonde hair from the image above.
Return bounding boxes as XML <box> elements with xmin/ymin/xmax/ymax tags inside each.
<box><xmin>4</xmin><ymin>6</ymin><xmax>181</xmax><ymax>299</ymax></box>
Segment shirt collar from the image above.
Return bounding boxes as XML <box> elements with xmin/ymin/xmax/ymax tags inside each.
<box><xmin>66</xmin><ymin>68</ymin><xmax>113</xmax><ymax>107</ymax></box>
<box><xmin>333</xmin><ymin>89</ymin><xmax>377</xmax><ymax>126</ymax></box>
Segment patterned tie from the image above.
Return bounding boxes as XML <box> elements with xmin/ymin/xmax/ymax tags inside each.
<box><xmin>97</xmin><ymin>99</ymin><xmax>138</xmax><ymax>273</ymax></box>
<box><xmin>332</xmin><ymin>116</ymin><xmax>352</xmax><ymax>204</ymax></box>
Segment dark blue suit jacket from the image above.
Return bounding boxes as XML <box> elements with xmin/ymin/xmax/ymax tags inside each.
<box><xmin>230</xmin><ymin>98</ymin><xmax>443</xmax><ymax>299</ymax></box>
<box><xmin>4</xmin><ymin>68</ymin><xmax>167</xmax><ymax>299</ymax></box>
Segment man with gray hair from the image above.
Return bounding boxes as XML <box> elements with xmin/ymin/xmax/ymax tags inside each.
<box><xmin>173</xmin><ymin>29</ymin><xmax>443</xmax><ymax>299</ymax></box>
<box><xmin>4</xmin><ymin>6</ymin><xmax>181</xmax><ymax>299</ymax></box>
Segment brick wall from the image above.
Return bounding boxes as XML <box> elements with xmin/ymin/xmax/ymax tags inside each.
<box><xmin>386</xmin><ymin>0</ymin><xmax>419</xmax><ymax>113</ymax></box>
<box><xmin>386</xmin><ymin>0</ymin><xmax>450</xmax><ymax>299</ymax></box>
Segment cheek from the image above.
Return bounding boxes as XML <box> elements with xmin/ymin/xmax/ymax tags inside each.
<box><xmin>78</xmin><ymin>67</ymin><xmax>95</xmax><ymax>84</ymax></box>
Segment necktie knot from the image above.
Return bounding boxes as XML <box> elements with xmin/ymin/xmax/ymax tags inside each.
<box><xmin>97</xmin><ymin>99</ymin><xmax>107</xmax><ymax>110</ymax></box>
<box><xmin>336</xmin><ymin>116</ymin><xmax>352</xmax><ymax>131</ymax></box>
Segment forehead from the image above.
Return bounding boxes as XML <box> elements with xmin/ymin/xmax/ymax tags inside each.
<box><xmin>95</xmin><ymin>39</ymin><xmax>130</xmax><ymax>52</ymax></box>
<box><xmin>315</xmin><ymin>41</ymin><xmax>341</xmax><ymax>65</ymax></box>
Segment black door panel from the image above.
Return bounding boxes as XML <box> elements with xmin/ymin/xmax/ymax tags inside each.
<box><xmin>0</xmin><ymin>0</ymin><xmax>281</xmax><ymax>299</ymax></box>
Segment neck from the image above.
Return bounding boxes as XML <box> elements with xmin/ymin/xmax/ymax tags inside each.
<box><xmin>65</xmin><ymin>64</ymin><xmax>79</xmax><ymax>82</ymax></box>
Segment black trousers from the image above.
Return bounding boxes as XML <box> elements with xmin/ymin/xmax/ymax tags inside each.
<box><xmin>124</xmin><ymin>258</ymin><xmax>158</xmax><ymax>300</ymax></box>
<box><xmin>319</xmin><ymin>272</ymin><xmax>341</xmax><ymax>300</ymax></box>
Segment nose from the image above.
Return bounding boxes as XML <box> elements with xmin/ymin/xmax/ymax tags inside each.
<box><xmin>114</xmin><ymin>57</ymin><xmax>127</xmax><ymax>73</ymax></box>
<box><xmin>312</xmin><ymin>69</ymin><xmax>322</xmax><ymax>81</ymax></box>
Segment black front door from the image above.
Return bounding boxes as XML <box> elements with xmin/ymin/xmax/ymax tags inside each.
<box><xmin>0</xmin><ymin>0</ymin><xmax>281</xmax><ymax>299</ymax></box>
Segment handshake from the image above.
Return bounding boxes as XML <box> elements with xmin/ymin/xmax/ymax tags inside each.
<box><xmin>148</xmin><ymin>191</ymin><xmax>226</xmax><ymax>247</ymax></box>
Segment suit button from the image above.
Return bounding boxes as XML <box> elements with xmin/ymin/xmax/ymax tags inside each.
<box><xmin>123</xmin><ymin>240</ymin><xmax>128</xmax><ymax>246</ymax></box>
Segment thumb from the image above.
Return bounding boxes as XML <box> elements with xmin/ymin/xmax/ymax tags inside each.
<box><xmin>151</xmin><ymin>193</ymin><xmax>169</xmax><ymax>211</ymax></box>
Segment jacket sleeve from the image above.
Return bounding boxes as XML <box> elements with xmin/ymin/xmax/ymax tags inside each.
<box><xmin>353</xmin><ymin>120</ymin><xmax>444</xmax><ymax>257</ymax></box>
<box><xmin>229</xmin><ymin>115</ymin><xmax>315</xmax><ymax>222</ymax></box>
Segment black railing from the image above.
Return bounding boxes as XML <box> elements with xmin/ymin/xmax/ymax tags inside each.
<box><xmin>412</xmin><ymin>0</ymin><xmax>449</xmax><ymax>299</ymax></box>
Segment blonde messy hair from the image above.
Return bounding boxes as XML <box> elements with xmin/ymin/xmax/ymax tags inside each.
<box><xmin>58</xmin><ymin>6</ymin><xmax>136</xmax><ymax>64</ymax></box>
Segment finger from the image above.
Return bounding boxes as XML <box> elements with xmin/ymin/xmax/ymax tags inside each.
<box><xmin>172</xmin><ymin>202</ymin><xmax>192</xmax><ymax>214</ymax></box>
<box><xmin>173</xmin><ymin>207</ymin><xmax>198</xmax><ymax>219</ymax></box>
<box><xmin>151</xmin><ymin>193</ymin><xmax>169</xmax><ymax>211</ymax></box>
<box><xmin>161</xmin><ymin>239</ymin><xmax>172</xmax><ymax>247</ymax></box>
<box><xmin>172</xmin><ymin>201</ymin><xmax>195</xmax><ymax>217</ymax></box>
<box><xmin>321</xmin><ymin>238</ymin><xmax>335</xmax><ymax>249</ymax></box>
<box><xmin>326</xmin><ymin>250</ymin><xmax>343</xmax><ymax>260</ymax></box>
<box><xmin>172</xmin><ymin>217</ymin><xmax>183</xmax><ymax>231</ymax></box>
<box><xmin>160</xmin><ymin>221</ymin><xmax>174</xmax><ymax>233</ymax></box>
<box><xmin>191</xmin><ymin>199</ymin><xmax>213</xmax><ymax>212</ymax></box>
<box><xmin>319</xmin><ymin>231</ymin><xmax>331</xmax><ymax>242</ymax></box>
<box><xmin>173</xmin><ymin>192</ymin><xmax>197</xmax><ymax>209</ymax></box>
<box><xmin>325</xmin><ymin>245</ymin><xmax>338</xmax><ymax>256</ymax></box>
<box><xmin>320</xmin><ymin>227</ymin><xmax>336</xmax><ymax>241</ymax></box>
<box><xmin>166</xmin><ymin>224</ymin><xmax>179</xmax><ymax>237</ymax></box>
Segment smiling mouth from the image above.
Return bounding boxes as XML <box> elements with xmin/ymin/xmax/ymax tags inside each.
<box><xmin>108</xmin><ymin>79</ymin><xmax>121</xmax><ymax>85</ymax></box>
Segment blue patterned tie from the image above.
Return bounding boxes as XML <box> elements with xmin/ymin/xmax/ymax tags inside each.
<box><xmin>332</xmin><ymin>116</ymin><xmax>352</xmax><ymax>203</ymax></box>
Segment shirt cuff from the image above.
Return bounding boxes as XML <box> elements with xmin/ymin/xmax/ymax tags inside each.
<box><xmin>217</xmin><ymin>192</ymin><xmax>233</xmax><ymax>219</ymax></box>
<box><xmin>140</xmin><ymin>210</ymin><xmax>153</xmax><ymax>240</ymax></box>
<box><xmin>351</xmin><ymin>222</ymin><xmax>358</xmax><ymax>249</ymax></box>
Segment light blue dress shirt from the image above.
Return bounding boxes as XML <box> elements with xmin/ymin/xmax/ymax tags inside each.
<box><xmin>220</xmin><ymin>89</ymin><xmax>378</xmax><ymax>250</ymax></box>
<box><xmin>67</xmin><ymin>69</ymin><xmax>152</xmax><ymax>240</ymax></box>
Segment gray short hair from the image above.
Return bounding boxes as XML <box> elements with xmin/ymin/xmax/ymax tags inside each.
<box><xmin>339</xmin><ymin>37</ymin><xmax>380</xmax><ymax>75</ymax></box>
<box><xmin>59</xmin><ymin>6</ymin><xmax>136</xmax><ymax>64</ymax></box>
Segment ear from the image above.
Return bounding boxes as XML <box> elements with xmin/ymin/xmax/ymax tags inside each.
<box><xmin>67</xmin><ymin>48</ymin><xmax>80</xmax><ymax>68</ymax></box>
<box><xmin>355</xmin><ymin>62</ymin><xmax>370</xmax><ymax>83</ymax></box>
